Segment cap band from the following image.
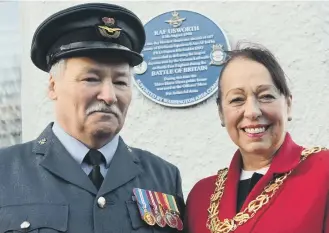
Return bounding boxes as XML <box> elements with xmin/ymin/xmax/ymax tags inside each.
<box><xmin>47</xmin><ymin>41</ymin><xmax>132</xmax><ymax>64</ymax></box>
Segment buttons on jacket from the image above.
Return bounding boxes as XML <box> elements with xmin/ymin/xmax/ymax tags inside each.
<box><xmin>20</xmin><ymin>221</ymin><xmax>30</xmax><ymax>229</ymax></box>
<box><xmin>97</xmin><ymin>196</ymin><xmax>106</xmax><ymax>208</ymax></box>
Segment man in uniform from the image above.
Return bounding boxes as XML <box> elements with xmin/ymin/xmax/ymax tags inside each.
<box><xmin>0</xmin><ymin>3</ymin><xmax>184</xmax><ymax>232</ymax></box>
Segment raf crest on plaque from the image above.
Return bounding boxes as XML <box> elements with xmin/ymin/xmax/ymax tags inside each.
<box><xmin>210</xmin><ymin>44</ymin><xmax>226</xmax><ymax>66</ymax></box>
<box><xmin>134</xmin><ymin>61</ymin><xmax>148</xmax><ymax>75</ymax></box>
<box><xmin>165</xmin><ymin>11</ymin><xmax>186</xmax><ymax>28</ymax></box>
<box><xmin>134</xmin><ymin>54</ymin><xmax>148</xmax><ymax>75</ymax></box>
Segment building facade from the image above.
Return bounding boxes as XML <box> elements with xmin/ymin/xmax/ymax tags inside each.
<box><xmin>0</xmin><ymin>1</ymin><xmax>21</xmax><ymax>147</ymax></box>
<box><xmin>13</xmin><ymin>1</ymin><xmax>329</xmax><ymax>196</ymax></box>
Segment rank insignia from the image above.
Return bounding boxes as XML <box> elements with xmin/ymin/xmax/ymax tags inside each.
<box><xmin>127</xmin><ymin>146</ymin><xmax>133</xmax><ymax>153</ymax></box>
<box><xmin>38</xmin><ymin>138</ymin><xmax>47</xmax><ymax>145</ymax></box>
<box><xmin>98</xmin><ymin>17</ymin><xmax>121</xmax><ymax>39</ymax></box>
<box><xmin>133</xmin><ymin>188</ymin><xmax>183</xmax><ymax>230</ymax></box>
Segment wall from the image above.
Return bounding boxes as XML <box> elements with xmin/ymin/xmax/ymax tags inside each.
<box><xmin>0</xmin><ymin>1</ymin><xmax>21</xmax><ymax>148</ymax></box>
<box><xmin>20</xmin><ymin>1</ymin><xmax>329</xmax><ymax>197</ymax></box>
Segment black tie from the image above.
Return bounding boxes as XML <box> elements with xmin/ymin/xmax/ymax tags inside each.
<box><xmin>84</xmin><ymin>149</ymin><xmax>105</xmax><ymax>190</ymax></box>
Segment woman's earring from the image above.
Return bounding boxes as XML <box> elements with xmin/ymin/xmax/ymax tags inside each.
<box><xmin>288</xmin><ymin>116</ymin><xmax>292</xmax><ymax>121</ymax></box>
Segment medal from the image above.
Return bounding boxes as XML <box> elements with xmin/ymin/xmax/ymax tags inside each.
<box><xmin>133</xmin><ymin>188</ymin><xmax>156</xmax><ymax>226</ymax></box>
<box><xmin>167</xmin><ymin>194</ymin><xmax>184</xmax><ymax>230</ymax></box>
<box><xmin>143</xmin><ymin>211</ymin><xmax>156</xmax><ymax>226</ymax></box>
<box><xmin>154</xmin><ymin>192</ymin><xmax>168</xmax><ymax>226</ymax></box>
<box><xmin>165</xmin><ymin>211</ymin><xmax>178</xmax><ymax>229</ymax></box>
<box><xmin>157</xmin><ymin>192</ymin><xmax>178</xmax><ymax>228</ymax></box>
<box><xmin>140</xmin><ymin>189</ymin><xmax>156</xmax><ymax>226</ymax></box>
<box><xmin>147</xmin><ymin>190</ymin><xmax>166</xmax><ymax>227</ymax></box>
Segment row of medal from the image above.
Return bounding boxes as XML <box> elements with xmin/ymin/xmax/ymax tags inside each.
<box><xmin>133</xmin><ymin>188</ymin><xmax>183</xmax><ymax>230</ymax></box>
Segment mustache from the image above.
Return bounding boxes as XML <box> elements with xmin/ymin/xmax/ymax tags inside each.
<box><xmin>86</xmin><ymin>102</ymin><xmax>120</xmax><ymax>117</ymax></box>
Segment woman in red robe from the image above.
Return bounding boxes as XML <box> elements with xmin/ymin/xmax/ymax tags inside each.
<box><xmin>185</xmin><ymin>46</ymin><xmax>329</xmax><ymax>233</ymax></box>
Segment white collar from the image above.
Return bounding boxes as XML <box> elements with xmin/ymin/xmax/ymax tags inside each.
<box><xmin>240</xmin><ymin>166</ymin><xmax>269</xmax><ymax>181</ymax></box>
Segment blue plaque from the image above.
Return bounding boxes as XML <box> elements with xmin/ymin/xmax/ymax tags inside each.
<box><xmin>134</xmin><ymin>10</ymin><xmax>230</xmax><ymax>107</ymax></box>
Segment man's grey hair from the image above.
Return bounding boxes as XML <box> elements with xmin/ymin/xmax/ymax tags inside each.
<box><xmin>49</xmin><ymin>59</ymin><xmax>67</xmax><ymax>78</ymax></box>
<box><xmin>49</xmin><ymin>58</ymin><xmax>135</xmax><ymax>79</ymax></box>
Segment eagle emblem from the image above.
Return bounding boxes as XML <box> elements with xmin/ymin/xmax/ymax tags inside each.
<box><xmin>98</xmin><ymin>17</ymin><xmax>121</xmax><ymax>39</ymax></box>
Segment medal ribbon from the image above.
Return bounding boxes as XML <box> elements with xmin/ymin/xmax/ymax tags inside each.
<box><xmin>147</xmin><ymin>191</ymin><xmax>158</xmax><ymax>212</ymax></box>
<box><xmin>168</xmin><ymin>194</ymin><xmax>183</xmax><ymax>230</ymax></box>
<box><xmin>154</xmin><ymin>192</ymin><xmax>166</xmax><ymax>216</ymax></box>
<box><xmin>161</xmin><ymin>193</ymin><xmax>171</xmax><ymax>212</ymax></box>
<box><xmin>168</xmin><ymin>195</ymin><xmax>180</xmax><ymax>214</ymax></box>
<box><xmin>156</xmin><ymin>191</ymin><xmax>168</xmax><ymax>212</ymax></box>
<box><xmin>138</xmin><ymin>189</ymin><xmax>148</xmax><ymax>211</ymax></box>
<box><xmin>141</xmin><ymin>189</ymin><xmax>152</xmax><ymax>213</ymax></box>
<box><xmin>133</xmin><ymin>188</ymin><xmax>146</xmax><ymax>216</ymax></box>
<box><xmin>160</xmin><ymin>192</ymin><xmax>178</xmax><ymax>229</ymax></box>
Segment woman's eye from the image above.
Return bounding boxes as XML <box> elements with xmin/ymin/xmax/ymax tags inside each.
<box><xmin>230</xmin><ymin>97</ymin><xmax>244</xmax><ymax>103</ymax></box>
<box><xmin>260</xmin><ymin>94</ymin><xmax>275</xmax><ymax>100</ymax></box>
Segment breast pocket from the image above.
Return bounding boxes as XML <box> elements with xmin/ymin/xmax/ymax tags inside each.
<box><xmin>126</xmin><ymin>201</ymin><xmax>154</xmax><ymax>233</ymax></box>
<box><xmin>0</xmin><ymin>203</ymin><xmax>68</xmax><ymax>233</ymax></box>
<box><xmin>126</xmin><ymin>201</ymin><xmax>178</xmax><ymax>233</ymax></box>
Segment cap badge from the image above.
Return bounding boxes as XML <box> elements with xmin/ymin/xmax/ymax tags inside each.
<box><xmin>98</xmin><ymin>17</ymin><xmax>121</xmax><ymax>39</ymax></box>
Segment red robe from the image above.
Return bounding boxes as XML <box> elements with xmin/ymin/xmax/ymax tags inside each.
<box><xmin>185</xmin><ymin>133</ymin><xmax>329</xmax><ymax>233</ymax></box>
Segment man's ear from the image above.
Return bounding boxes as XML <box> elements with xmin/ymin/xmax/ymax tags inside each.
<box><xmin>48</xmin><ymin>75</ymin><xmax>57</xmax><ymax>100</ymax></box>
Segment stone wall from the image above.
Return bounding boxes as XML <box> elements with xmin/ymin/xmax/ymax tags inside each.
<box><xmin>0</xmin><ymin>2</ymin><xmax>21</xmax><ymax>148</ymax></box>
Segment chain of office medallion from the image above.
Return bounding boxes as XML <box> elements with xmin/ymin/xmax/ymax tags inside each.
<box><xmin>206</xmin><ymin>146</ymin><xmax>327</xmax><ymax>233</ymax></box>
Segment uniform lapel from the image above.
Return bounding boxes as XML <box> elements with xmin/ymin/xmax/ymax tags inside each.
<box><xmin>35</xmin><ymin>123</ymin><xmax>97</xmax><ymax>195</ymax></box>
<box><xmin>98</xmin><ymin>138</ymin><xmax>142</xmax><ymax>196</ymax></box>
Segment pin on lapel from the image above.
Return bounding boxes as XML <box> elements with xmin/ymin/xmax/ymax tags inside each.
<box><xmin>38</xmin><ymin>138</ymin><xmax>47</xmax><ymax>145</ymax></box>
<box><xmin>127</xmin><ymin>146</ymin><xmax>132</xmax><ymax>152</ymax></box>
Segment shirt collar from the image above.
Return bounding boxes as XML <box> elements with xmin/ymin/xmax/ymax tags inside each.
<box><xmin>240</xmin><ymin>166</ymin><xmax>269</xmax><ymax>180</ymax></box>
<box><xmin>52</xmin><ymin>122</ymin><xmax>119</xmax><ymax>167</ymax></box>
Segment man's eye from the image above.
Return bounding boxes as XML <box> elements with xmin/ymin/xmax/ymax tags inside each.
<box><xmin>84</xmin><ymin>77</ymin><xmax>99</xmax><ymax>82</ymax></box>
<box><xmin>114</xmin><ymin>81</ymin><xmax>128</xmax><ymax>86</ymax></box>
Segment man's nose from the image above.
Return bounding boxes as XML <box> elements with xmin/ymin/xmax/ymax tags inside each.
<box><xmin>97</xmin><ymin>81</ymin><xmax>117</xmax><ymax>105</ymax></box>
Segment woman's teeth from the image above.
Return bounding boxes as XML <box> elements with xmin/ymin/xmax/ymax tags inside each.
<box><xmin>244</xmin><ymin>127</ymin><xmax>266</xmax><ymax>134</ymax></box>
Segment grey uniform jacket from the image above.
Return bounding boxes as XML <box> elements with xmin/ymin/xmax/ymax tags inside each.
<box><xmin>0</xmin><ymin>123</ymin><xmax>185</xmax><ymax>233</ymax></box>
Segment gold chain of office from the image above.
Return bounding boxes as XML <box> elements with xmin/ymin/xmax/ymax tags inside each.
<box><xmin>206</xmin><ymin>146</ymin><xmax>327</xmax><ymax>233</ymax></box>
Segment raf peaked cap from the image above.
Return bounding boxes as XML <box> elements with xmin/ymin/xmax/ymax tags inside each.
<box><xmin>31</xmin><ymin>3</ymin><xmax>146</xmax><ymax>72</ymax></box>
